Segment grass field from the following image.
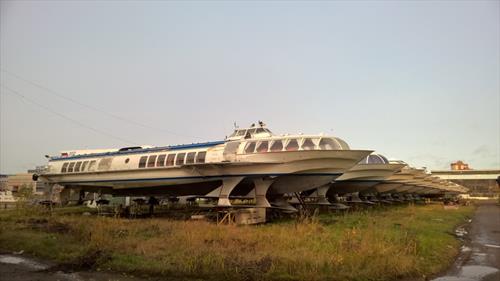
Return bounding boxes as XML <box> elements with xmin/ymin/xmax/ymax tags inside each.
<box><xmin>0</xmin><ymin>203</ymin><xmax>474</xmax><ymax>281</ymax></box>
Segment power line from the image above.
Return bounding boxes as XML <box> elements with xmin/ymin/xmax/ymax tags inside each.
<box><xmin>1</xmin><ymin>84</ymin><xmax>138</xmax><ymax>145</ymax></box>
<box><xmin>0</xmin><ymin>68</ymin><xmax>203</xmax><ymax>140</ymax></box>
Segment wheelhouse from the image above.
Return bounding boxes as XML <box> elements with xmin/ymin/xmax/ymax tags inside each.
<box><xmin>226</xmin><ymin>122</ymin><xmax>274</xmax><ymax>141</ymax></box>
<box><xmin>227</xmin><ymin>128</ymin><xmax>273</xmax><ymax>141</ymax></box>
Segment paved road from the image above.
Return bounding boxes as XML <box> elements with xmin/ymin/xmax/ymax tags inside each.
<box><xmin>433</xmin><ymin>200</ymin><xmax>500</xmax><ymax>281</ymax></box>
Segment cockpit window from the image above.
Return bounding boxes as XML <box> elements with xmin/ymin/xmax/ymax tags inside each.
<box><xmin>301</xmin><ymin>138</ymin><xmax>316</xmax><ymax>150</ymax></box>
<box><xmin>236</xmin><ymin>130</ymin><xmax>246</xmax><ymax>136</ymax></box>
<box><xmin>255</xmin><ymin>128</ymin><xmax>265</xmax><ymax>134</ymax></box>
<box><xmin>256</xmin><ymin>141</ymin><xmax>269</xmax><ymax>153</ymax></box>
<box><xmin>334</xmin><ymin>138</ymin><xmax>350</xmax><ymax>149</ymax></box>
<box><xmin>367</xmin><ymin>155</ymin><xmax>387</xmax><ymax>164</ymax></box>
<box><xmin>379</xmin><ymin>155</ymin><xmax>389</xmax><ymax>163</ymax></box>
<box><xmin>247</xmin><ymin>129</ymin><xmax>256</xmax><ymax>134</ymax></box>
<box><xmin>270</xmin><ymin>140</ymin><xmax>283</xmax><ymax>152</ymax></box>
<box><xmin>285</xmin><ymin>139</ymin><xmax>299</xmax><ymax>151</ymax></box>
<box><xmin>370</xmin><ymin>155</ymin><xmax>383</xmax><ymax>164</ymax></box>
<box><xmin>319</xmin><ymin>138</ymin><xmax>339</xmax><ymax>150</ymax></box>
<box><xmin>245</xmin><ymin>142</ymin><xmax>256</xmax><ymax>153</ymax></box>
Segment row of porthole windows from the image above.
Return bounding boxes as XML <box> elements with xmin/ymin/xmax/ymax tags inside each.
<box><xmin>138</xmin><ymin>151</ymin><xmax>206</xmax><ymax>168</ymax></box>
<box><xmin>61</xmin><ymin>160</ymin><xmax>97</xmax><ymax>173</ymax></box>
<box><xmin>244</xmin><ymin>138</ymin><xmax>342</xmax><ymax>154</ymax></box>
<box><xmin>59</xmin><ymin>151</ymin><xmax>208</xmax><ymax>173</ymax></box>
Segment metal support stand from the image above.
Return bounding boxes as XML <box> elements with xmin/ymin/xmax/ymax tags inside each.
<box><xmin>254</xmin><ymin>178</ymin><xmax>273</xmax><ymax>207</ymax></box>
<box><xmin>217</xmin><ymin>210</ymin><xmax>236</xmax><ymax>225</ymax></box>
<box><xmin>217</xmin><ymin>177</ymin><xmax>244</xmax><ymax>206</ymax></box>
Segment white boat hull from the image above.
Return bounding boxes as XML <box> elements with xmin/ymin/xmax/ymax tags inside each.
<box><xmin>327</xmin><ymin>163</ymin><xmax>405</xmax><ymax>195</ymax></box>
<box><xmin>41</xmin><ymin>150</ymin><xmax>371</xmax><ymax>198</ymax></box>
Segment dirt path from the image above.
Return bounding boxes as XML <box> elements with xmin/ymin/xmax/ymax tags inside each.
<box><xmin>433</xmin><ymin>200</ymin><xmax>500</xmax><ymax>281</ymax></box>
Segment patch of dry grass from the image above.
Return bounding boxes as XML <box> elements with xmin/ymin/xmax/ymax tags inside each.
<box><xmin>0</xmin><ymin>204</ymin><xmax>473</xmax><ymax>280</ymax></box>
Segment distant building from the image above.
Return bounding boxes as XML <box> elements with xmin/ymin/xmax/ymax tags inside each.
<box><xmin>0</xmin><ymin>174</ymin><xmax>8</xmax><ymax>191</ymax></box>
<box><xmin>5</xmin><ymin>173</ymin><xmax>45</xmax><ymax>196</ymax></box>
<box><xmin>432</xmin><ymin>167</ymin><xmax>500</xmax><ymax>197</ymax></box>
<box><xmin>451</xmin><ymin>160</ymin><xmax>471</xmax><ymax>171</ymax></box>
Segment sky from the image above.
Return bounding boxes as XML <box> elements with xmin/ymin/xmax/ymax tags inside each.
<box><xmin>0</xmin><ymin>0</ymin><xmax>499</xmax><ymax>174</ymax></box>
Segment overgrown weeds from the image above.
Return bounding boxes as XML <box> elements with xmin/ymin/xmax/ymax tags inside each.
<box><xmin>0</xmin><ymin>204</ymin><xmax>473</xmax><ymax>280</ymax></box>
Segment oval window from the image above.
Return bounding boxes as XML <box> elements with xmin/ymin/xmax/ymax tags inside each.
<box><xmin>285</xmin><ymin>139</ymin><xmax>299</xmax><ymax>151</ymax></box>
<box><xmin>245</xmin><ymin>142</ymin><xmax>256</xmax><ymax>153</ymax></box>
<box><xmin>270</xmin><ymin>140</ymin><xmax>283</xmax><ymax>152</ymax></box>
<box><xmin>301</xmin><ymin>138</ymin><xmax>315</xmax><ymax>150</ymax></box>
<box><xmin>256</xmin><ymin>141</ymin><xmax>269</xmax><ymax>153</ymax></box>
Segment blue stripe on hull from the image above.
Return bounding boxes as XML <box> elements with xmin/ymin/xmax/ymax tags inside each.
<box><xmin>50</xmin><ymin>141</ymin><xmax>225</xmax><ymax>162</ymax></box>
